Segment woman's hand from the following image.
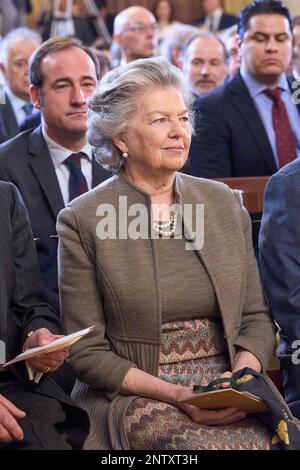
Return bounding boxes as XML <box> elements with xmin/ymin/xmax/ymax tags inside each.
<box><xmin>24</xmin><ymin>328</ymin><xmax>69</xmax><ymax>374</ymax></box>
<box><xmin>121</xmin><ymin>368</ymin><xmax>246</xmax><ymax>425</ymax></box>
<box><xmin>233</xmin><ymin>348</ymin><xmax>262</xmax><ymax>374</ymax></box>
<box><xmin>0</xmin><ymin>394</ymin><xmax>26</xmax><ymax>442</ymax></box>
<box><xmin>175</xmin><ymin>386</ymin><xmax>246</xmax><ymax>425</ymax></box>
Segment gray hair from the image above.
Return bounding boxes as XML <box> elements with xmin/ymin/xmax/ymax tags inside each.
<box><xmin>0</xmin><ymin>27</ymin><xmax>41</xmax><ymax>67</ymax></box>
<box><xmin>159</xmin><ymin>24</ymin><xmax>200</xmax><ymax>64</ymax></box>
<box><xmin>87</xmin><ymin>56</ymin><xmax>193</xmax><ymax>172</ymax></box>
<box><xmin>180</xmin><ymin>32</ymin><xmax>228</xmax><ymax>63</ymax></box>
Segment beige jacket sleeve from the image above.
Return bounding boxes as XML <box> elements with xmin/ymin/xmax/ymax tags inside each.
<box><xmin>233</xmin><ymin>197</ymin><xmax>276</xmax><ymax>371</ymax></box>
<box><xmin>57</xmin><ymin>206</ymin><xmax>135</xmax><ymax>399</ymax></box>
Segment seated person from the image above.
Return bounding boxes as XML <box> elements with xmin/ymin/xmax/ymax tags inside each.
<box><xmin>0</xmin><ymin>181</ymin><xmax>89</xmax><ymax>449</ymax></box>
<box><xmin>193</xmin><ymin>0</ymin><xmax>238</xmax><ymax>32</ymax></box>
<box><xmin>57</xmin><ymin>57</ymin><xmax>276</xmax><ymax>450</ymax></box>
<box><xmin>152</xmin><ymin>0</ymin><xmax>181</xmax><ymax>43</ymax></box>
<box><xmin>260</xmin><ymin>158</ymin><xmax>300</xmax><ymax>419</ymax></box>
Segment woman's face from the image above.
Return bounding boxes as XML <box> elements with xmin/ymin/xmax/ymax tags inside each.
<box><xmin>156</xmin><ymin>1</ymin><xmax>172</xmax><ymax>23</ymax></box>
<box><xmin>115</xmin><ymin>87</ymin><xmax>192</xmax><ymax>177</ymax></box>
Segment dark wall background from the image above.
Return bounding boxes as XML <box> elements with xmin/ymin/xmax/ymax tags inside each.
<box><xmin>108</xmin><ymin>0</ymin><xmax>203</xmax><ymax>24</ymax></box>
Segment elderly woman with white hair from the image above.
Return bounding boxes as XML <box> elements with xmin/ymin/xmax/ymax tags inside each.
<box><xmin>57</xmin><ymin>57</ymin><xmax>276</xmax><ymax>450</ymax></box>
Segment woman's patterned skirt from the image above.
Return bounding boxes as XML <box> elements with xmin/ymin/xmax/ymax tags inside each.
<box><xmin>125</xmin><ymin>318</ymin><xmax>271</xmax><ymax>450</ymax></box>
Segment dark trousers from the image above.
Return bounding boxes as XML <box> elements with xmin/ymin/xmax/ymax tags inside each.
<box><xmin>281</xmin><ymin>356</ymin><xmax>300</xmax><ymax>420</ymax></box>
<box><xmin>0</xmin><ymin>372</ymin><xmax>72</xmax><ymax>450</ymax></box>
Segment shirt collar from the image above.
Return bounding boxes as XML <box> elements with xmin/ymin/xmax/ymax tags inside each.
<box><xmin>5</xmin><ymin>85</ymin><xmax>29</xmax><ymax>112</ymax></box>
<box><xmin>209</xmin><ymin>7</ymin><xmax>223</xmax><ymax>19</ymax></box>
<box><xmin>293</xmin><ymin>68</ymin><xmax>300</xmax><ymax>81</ymax></box>
<box><xmin>240</xmin><ymin>67</ymin><xmax>290</xmax><ymax>98</ymax></box>
<box><xmin>42</xmin><ymin>124</ymin><xmax>92</xmax><ymax>169</ymax></box>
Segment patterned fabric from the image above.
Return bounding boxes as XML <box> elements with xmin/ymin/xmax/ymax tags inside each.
<box><xmin>125</xmin><ymin>318</ymin><xmax>271</xmax><ymax>450</ymax></box>
<box><xmin>265</xmin><ymin>88</ymin><xmax>297</xmax><ymax>167</ymax></box>
<box><xmin>159</xmin><ymin>319</ymin><xmax>228</xmax><ymax>387</ymax></box>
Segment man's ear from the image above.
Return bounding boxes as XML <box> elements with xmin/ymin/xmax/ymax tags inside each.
<box><xmin>113</xmin><ymin>34</ymin><xmax>121</xmax><ymax>44</ymax></box>
<box><xmin>113</xmin><ymin>34</ymin><xmax>122</xmax><ymax>48</ymax></box>
<box><xmin>177</xmin><ymin>56</ymin><xmax>183</xmax><ymax>70</ymax></box>
<box><xmin>0</xmin><ymin>63</ymin><xmax>7</xmax><ymax>79</ymax></box>
<box><xmin>236</xmin><ymin>34</ymin><xmax>242</xmax><ymax>50</ymax></box>
<box><xmin>29</xmin><ymin>84</ymin><xmax>43</xmax><ymax>110</ymax></box>
<box><xmin>172</xmin><ymin>48</ymin><xmax>182</xmax><ymax>69</ymax></box>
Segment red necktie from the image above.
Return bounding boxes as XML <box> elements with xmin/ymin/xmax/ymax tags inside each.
<box><xmin>265</xmin><ymin>87</ymin><xmax>297</xmax><ymax>168</ymax></box>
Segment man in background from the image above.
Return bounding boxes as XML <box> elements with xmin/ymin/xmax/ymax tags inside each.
<box><xmin>222</xmin><ymin>24</ymin><xmax>241</xmax><ymax>78</ymax></box>
<box><xmin>113</xmin><ymin>6</ymin><xmax>158</xmax><ymax>65</ymax></box>
<box><xmin>189</xmin><ymin>0</ymin><xmax>300</xmax><ymax>178</ymax></box>
<box><xmin>0</xmin><ymin>37</ymin><xmax>110</xmax><ymax>314</ymax></box>
<box><xmin>181</xmin><ymin>32</ymin><xmax>228</xmax><ymax>101</ymax></box>
<box><xmin>0</xmin><ymin>28</ymin><xmax>41</xmax><ymax>141</ymax></box>
<box><xmin>194</xmin><ymin>0</ymin><xmax>238</xmax><ymax>32</ymax></box>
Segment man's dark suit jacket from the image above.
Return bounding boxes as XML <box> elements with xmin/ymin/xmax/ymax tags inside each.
<box><xmin>0</xmin><ymin>181</ymin><xmax>89</xmax><ymax>448</ymax></box>
<box><xmin>20</xmin><ymin>109</ymin><xmax>41</xmax><ymax>132</ymax></box>
<box><xmin>259</xmin><ymin>158</ymin><xmax>300</xmax><ymax>417</ymax></box>
<box><xmin>0</xmin><ymin>93</ymin><xmax>19</xmax><ymax>141</ymax></box>
<box><xmin>193</xmin><ymin>12</ymin><xmax>238</xmax><ymax>31</ymax></box>
<box><xmin>0</xmin><ymin>114</ymin><xmax>6</xmax><ymax>144</ymax></box>
<box><xmin>189</xmin><ymin>72</ymin><xmax>300</xmax><ymax>178</ymax></box>
<box><xmin>0</xmin><ymin>126</ymin><xmax>111</xmax><ymax>313</ymax></box>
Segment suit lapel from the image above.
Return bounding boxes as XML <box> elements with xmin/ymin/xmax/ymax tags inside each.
<box><xmin>228</xmin><ymin>74</ymin><xmax>278</xmax><ymax>174</ymax></box>
<box><xmin>219</xmin><ymin>13</ymin><xmax>227</xmax><ymax>31</ymax></box>
<box><xmin>28</xmin><ymin>126</ymin><xmax>64</xmax><ymax>219</ymax></box>
<box><xmin>2</xmin><ymin>94</ymin><xmax>19</xmax><ymax>138</ymax></box>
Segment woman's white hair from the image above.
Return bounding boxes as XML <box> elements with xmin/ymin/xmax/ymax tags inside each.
<box><xmin>87</xmin><ymin>56</ymin><xmax>193</xmax><ymax>172</ymax></box>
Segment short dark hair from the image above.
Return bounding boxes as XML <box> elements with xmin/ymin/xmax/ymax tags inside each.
<box><xmin>29</xmin><ymin>37</ymin><xmax>100</xmax><ymax>89</ymax></box>
<box><xmin>238</xmin><ymin>0</ymin><xmax>293</xmax><ymax>40</ymax></box>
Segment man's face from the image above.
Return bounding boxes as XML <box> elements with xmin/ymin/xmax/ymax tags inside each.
<box><xmin>182</xmin><ymin>37</ymin><xmax>227</xmax><ymax>96</ymax></box>
<box><xmin>30</xmin><ymin>47</ymin><xmax>97</xmax><ymax>141</ymax></box>
<box><xmin>240</xmin><ymin>14</ymin><xmax>292</xmax><ymax>84</ymax></box>
<box><xmin>1</xmin><ymin>39</ymin><xmax>39</xmax><ymax>101</ymax></box>
<box><xmin>293</xmin><ymin>25</ymin><xmax>300</xmax><ymax>72</ymax></box>
<box><xmin>225</xmin><ymin>34</ymin><xmax>241</xmax><ymax>77</ymax></box>
<box><xmin>202</xmin><ymin>0</ymin><xmax>221</xmax><ymax>14</ymax></box>
<box><xmin>116</xmin><ymin>10</ymin><xmax>158</xmax><ymax>62</ymax></box>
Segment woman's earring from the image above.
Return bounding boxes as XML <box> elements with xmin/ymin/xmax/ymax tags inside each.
<box><xmin>122</xmin><ymin>151</ymin><xmax>128</xmax><ymax>159</ymax></box>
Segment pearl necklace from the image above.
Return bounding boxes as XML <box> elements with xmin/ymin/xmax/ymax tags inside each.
<box><xmin>153</xmin><ymin>211</ymin><xmax>177</xmax><ymax>238</ymax></box>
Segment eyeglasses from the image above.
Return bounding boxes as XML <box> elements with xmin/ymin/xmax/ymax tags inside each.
<box><xmin>122</xmin><ymin>23</ymin><xmax>159</xmax><ymax>35</ymax></box>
